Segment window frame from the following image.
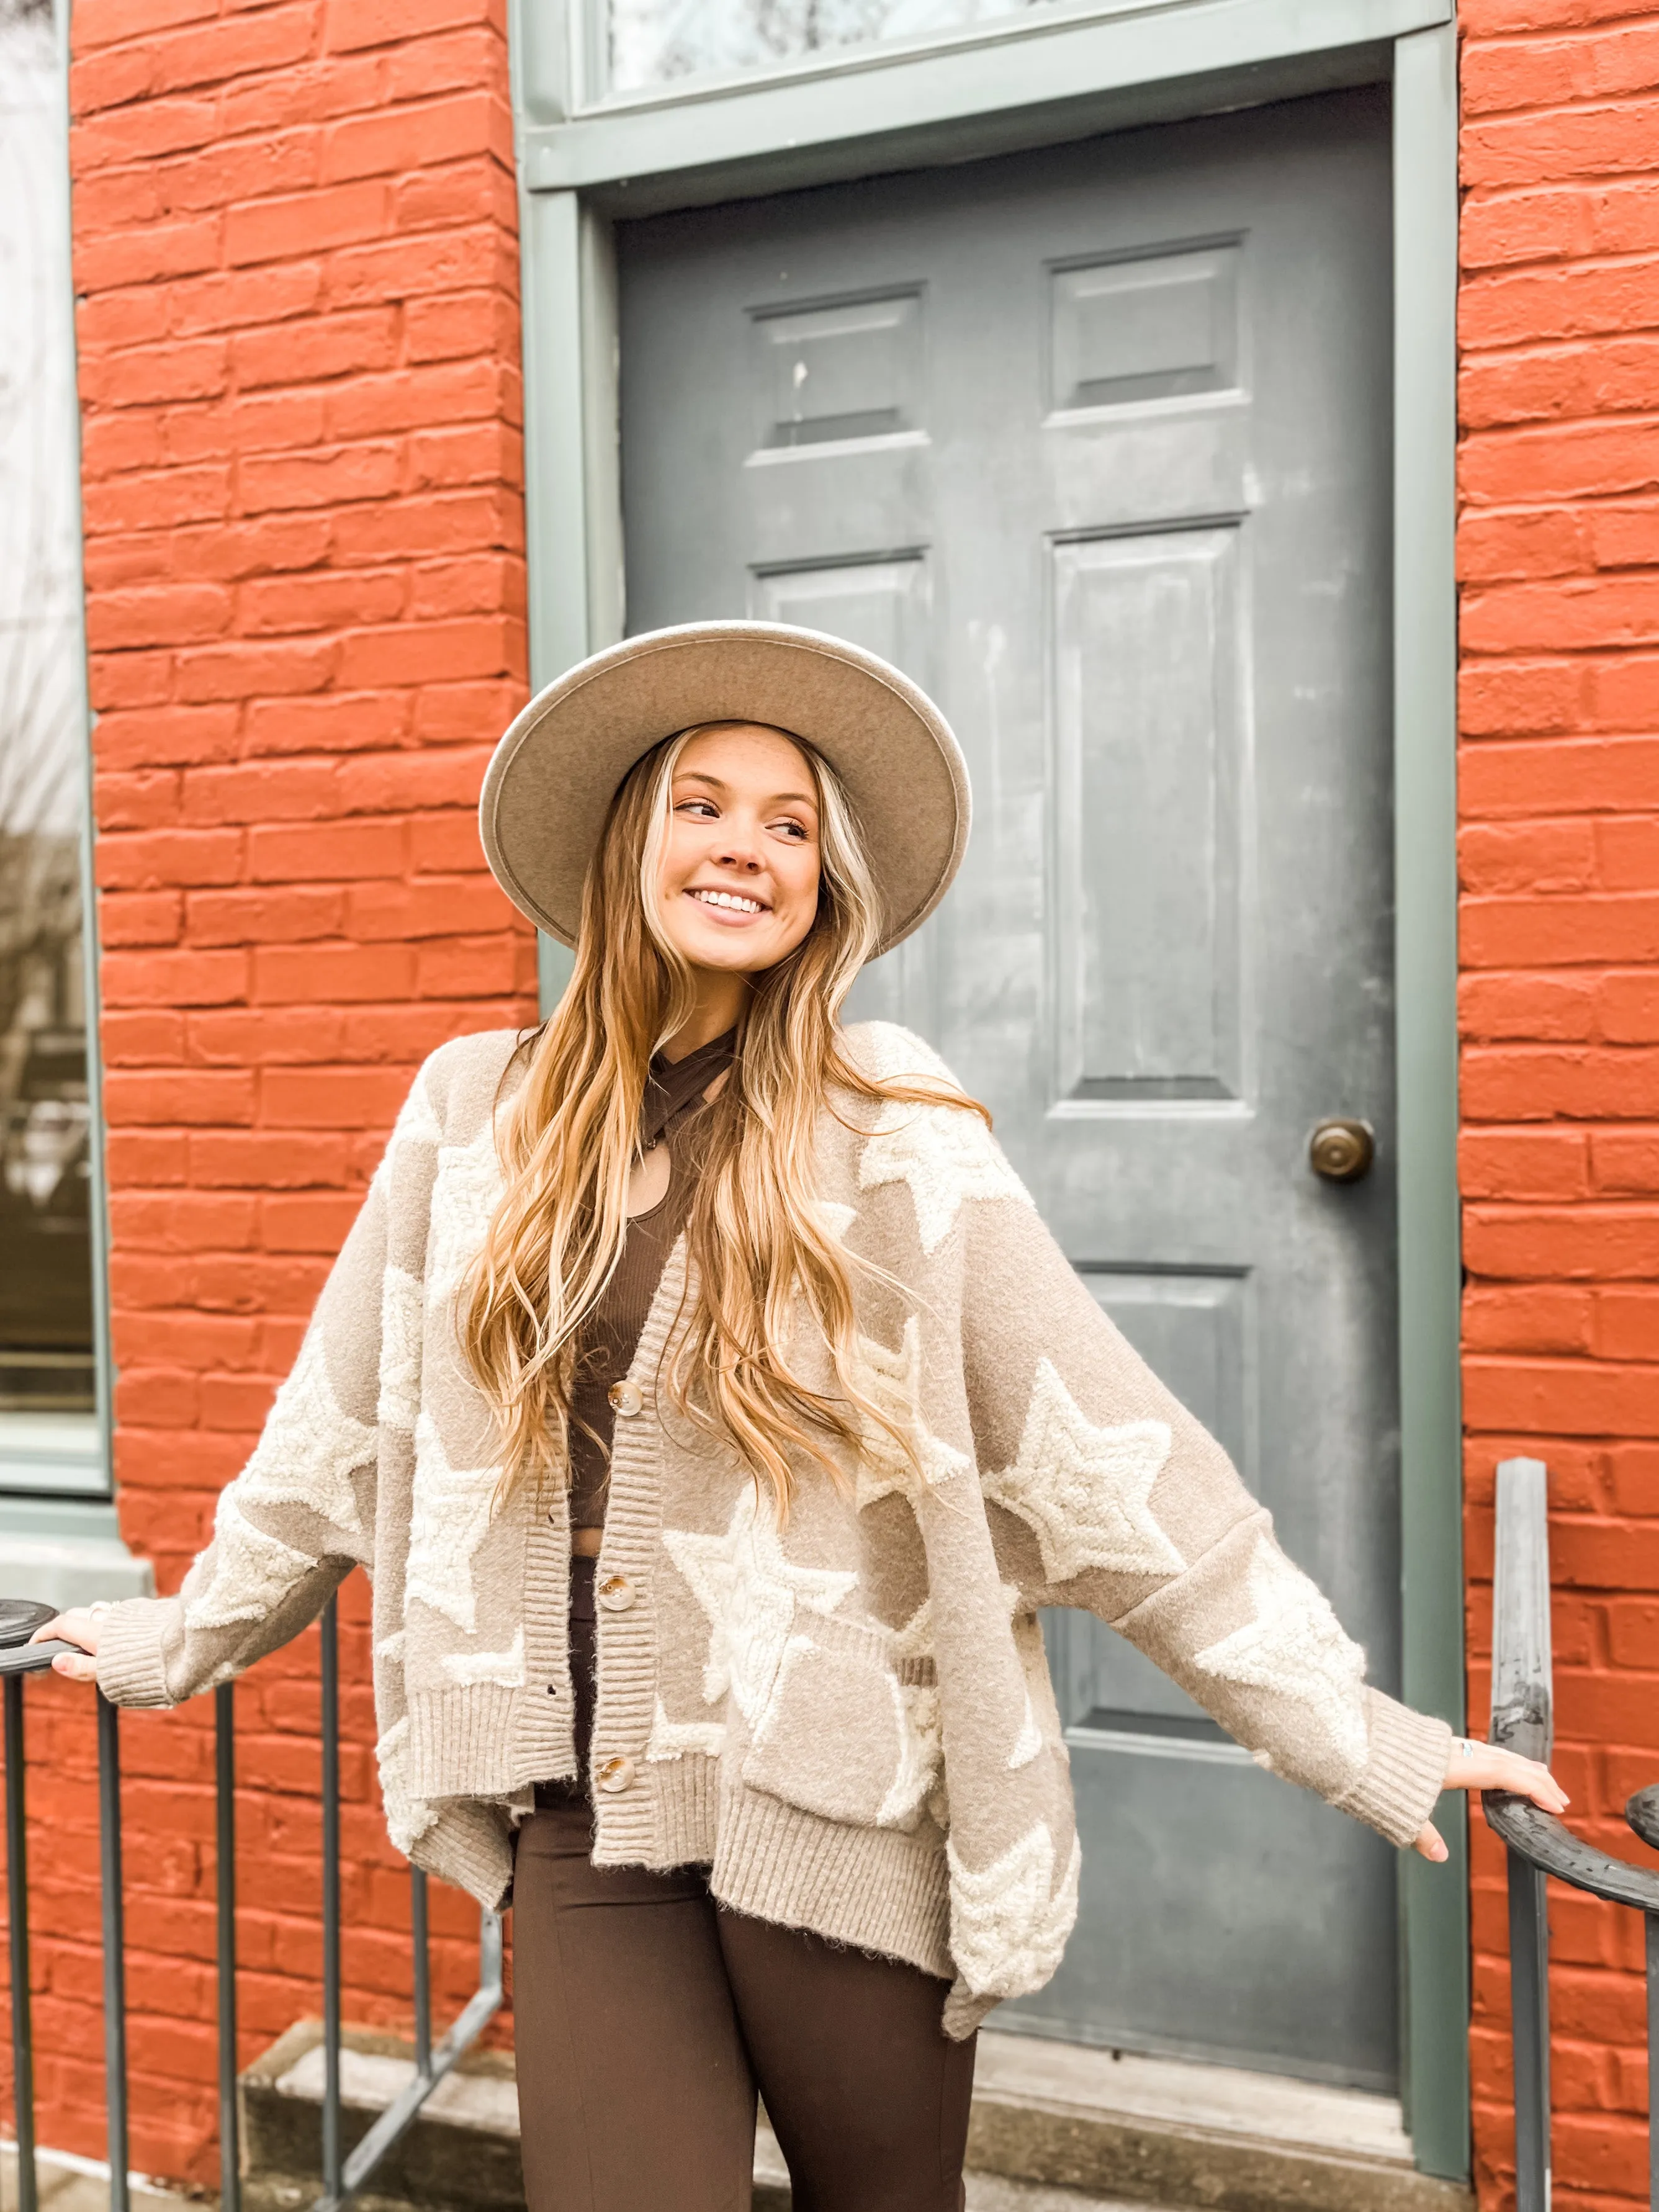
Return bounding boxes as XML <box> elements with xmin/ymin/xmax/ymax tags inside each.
<box><xmin>0</xmin><ymin>0</ymin><xmax>114</xmax><ymax>1506</ymax></box>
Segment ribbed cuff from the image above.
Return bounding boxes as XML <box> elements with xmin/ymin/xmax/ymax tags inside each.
<box><xmin>1336</xmin><ymin>1690</ymin><xmax>1453</xmax><ymax>1847</ymax></box>
<box><xmin>411</xmin><ymin>1801</ymin><xmax>515</xmax><ymax>1913</ymax></box>
<box><xmin>942</xmin><ymin>1982</ymin><xmax>996</xmax><ymax>2042</ymax></box>
<box><xmin>94</xmin><ymin>1598</ymin><xmax>176</xmax><ymax>1710</ymax></box>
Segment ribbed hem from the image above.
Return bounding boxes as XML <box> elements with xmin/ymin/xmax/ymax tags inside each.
<box><xmin>637</xmin><ymin>1750</ymin><xmax>722</xmax><ymax>1866</ymax></box>
<box><xmin>95</xmin><ymin>1598</ymin><xmax>176</xmax><ymax>1710</ymax></box>
<box><xmin>408</xmin><ymin>1684</ymin><xmax>525</xmax><ymax>1797</ymax></box>
<box><xmin>410</xmin><ymin>1801</ymin><xmax>515</xmax><ymax>1912</ymax></box>
<box><xmin>708</xmin><ymin>1786</ymin><xmax>953</xmax><ymax>1980</ymax></box>
<box><xmin>1335</xmin><ymin>1689</ymin><xmax>1454</xmax><ymax>1847</ymax></box>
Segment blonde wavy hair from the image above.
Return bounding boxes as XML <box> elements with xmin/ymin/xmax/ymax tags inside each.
<box><xmin>460</xmin><ymin>723</ymin><xmax>986</xmax><ymax>1514</ymax></box>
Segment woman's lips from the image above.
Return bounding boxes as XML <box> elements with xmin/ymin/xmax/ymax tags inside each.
<box><xmin>686</xmin><ymin>887</ymin><xmax>770</xmax><ymax>924</ymax></box>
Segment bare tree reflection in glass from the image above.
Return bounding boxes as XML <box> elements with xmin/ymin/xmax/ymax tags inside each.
<box><xmin>0</xmin><ymin>0</ymin><xmax>96</xmax><ymax>1420</ymax></box>
<box><xmin>606</xmin><ymin>0</ymin><xmax>1052</xmax><ymax>96</ymax></box>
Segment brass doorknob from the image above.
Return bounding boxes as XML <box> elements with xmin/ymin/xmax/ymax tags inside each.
<box><xmin>1309</xmin><ymin>1118</ymin><xmax>1375</xmax><ymax>1182</ymax></box>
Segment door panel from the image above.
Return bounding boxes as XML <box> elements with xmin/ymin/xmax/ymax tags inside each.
<box><xmin>618</xmin><ymin>88</ymin><xmax>1398</xmax><ymax>2089</ymax></box>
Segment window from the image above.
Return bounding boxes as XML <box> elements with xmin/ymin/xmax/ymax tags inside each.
<box><xmin>600</xmin><ymin>0</ymin><xmax>1059</xmax><ymax>96</ymax></box>
<box><xmin>0</xmin><ymin>0</ymin><xmax>104</xmax><ymax>1495</ymax></box>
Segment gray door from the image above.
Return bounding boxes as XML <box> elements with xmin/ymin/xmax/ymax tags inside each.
<box><xmin>618</xmin><ymin>89</ymin><xmax>1400</xmax><ymax>2091</ymax></box>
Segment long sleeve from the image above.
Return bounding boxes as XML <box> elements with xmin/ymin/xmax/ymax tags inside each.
<box><xmin>953</xmin><ymin>1152</ymin><xmax>1450</xmax><ymax>1850</ymax></box>
<box><xmin>95</xmin><ymin>1138</ymin><xmax>395</xmax><ymax>1711</ymax></box>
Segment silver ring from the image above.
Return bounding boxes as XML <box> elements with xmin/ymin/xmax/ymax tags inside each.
<box><xmin>1459</xmin><ymin>1737</ymin><xmax>1478</xmax><ymax>1759</ymax></box>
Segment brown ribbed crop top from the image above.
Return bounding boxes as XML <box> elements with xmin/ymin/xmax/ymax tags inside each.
<box><xmin>564</xmin><ymin>1028</ymin><xmax>737</xmax><ymax>1530</ymax></box>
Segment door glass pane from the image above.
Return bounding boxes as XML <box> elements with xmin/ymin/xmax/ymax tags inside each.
<box><xmin>607</xmin><ymin>0</ymin><xmax>1054</xmax><ymax>94</ymax></box>
<box><xmin>1</xmin><ymin>0</ymin><xmax>96</xmax><ymax>1423</ymax></box>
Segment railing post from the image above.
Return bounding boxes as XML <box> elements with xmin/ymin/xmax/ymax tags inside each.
<box><xmin>1647</xmin><ymin>1914</ymin><xmax>1659</xmax><ymax>2212</ymax></box>
<box><xmin>411</xmin><ymin>1869</ymin><xmax>431</xmax><ymax>2082</ymax></box>
<box><xmin>320</xmin><ymin>1598</ymin><xmax>343</xmax><ymax>2208</ymax></box>
<box><xmin>96</xmin><ymin>1690</ymin><xmax>129</xmax><ymax>2212</ymax></box>
<box><xmin>1507</xmin><ymin>1848</ymin><xmax>1550</xmax><ymax>2212</ymax></box>
<box><xmin>217</xmin><ymin>1681</ymin><xmax>240</xmax><ymax>2212</ymax></box>
<box><xmin>5</xmin><ymin>1671</ymin><xmax>39</xmax><ymax>2212</ymax></box>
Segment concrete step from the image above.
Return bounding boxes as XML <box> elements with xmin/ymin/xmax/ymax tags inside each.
<box><xmin>0</xmin><ymin>2144</ymin><xmax>196</xmax><ymax>2212</ymax></box>
<box><xmin>756</xmin><ymin>2119</ymin><xmax>1135</xmax><ymax>2209</ymax></box>
<box><xmin>241</xmin><ymin>2020</ymin><xmax>1474</xmax><ymax>2212</ymax></box>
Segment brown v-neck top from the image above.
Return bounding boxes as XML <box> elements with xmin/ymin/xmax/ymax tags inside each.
<box><xmin>564</xmin><ymin>1028</ymin><xmax>737</xmax><ymax>1529</ymax></box>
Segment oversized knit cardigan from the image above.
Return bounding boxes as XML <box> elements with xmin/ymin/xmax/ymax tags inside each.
<box><xmin>95</xmin><ymin>1022</ymin><xmax>1452</xmax><ymax>2036</ymax></box>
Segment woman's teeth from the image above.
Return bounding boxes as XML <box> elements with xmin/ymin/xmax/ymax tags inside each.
<box><xmin>691</xmin><ymin>889</ymin><xmax>765</xmax><ymax>914</ymax></box>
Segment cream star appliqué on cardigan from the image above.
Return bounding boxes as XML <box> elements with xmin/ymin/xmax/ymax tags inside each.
<box><xmin>1193</xmin><ymin>1533</ymin><xmax>1369</xmax><ymax>1770</ymax></box>
<box><xmin>238</xmin><ymin>1325</ymin><xmax>371</xmax><ymax>1535</ymax></box>
<box><xmin>377</xmin><ymin>1264</ymin><xmax>423</xmax><ymax>1433</ymax></box>
<box><xmin>663</xmin><ymin>1487</ymin><xmax>857</xmax><ymax>1725</ymax></box>
<box><xmin>854</xmin><ymin>1316</ymin><xmax>970</xmax><ymax>1511</ymax></box>
<box><xmin>946</xmin><ymin>1820</ymin><xmax>1082</xmax><ymax>2000</ymax></box>
<box><xmin>859</xmin><ymin>1102</ymin><xmax>1032</xmax><ymax>1254</ymax></box>
<box><xmin>184</xmin><ymin>1490</ymin><xmax>316</xmax><ymax>1631</ymax></box>
<box><xmin>984</xmin><ymin>1359</ymin><xmax>1181</xmax><ymax>1582</ymax></box>
<box><xmin>405</xmin><ymin>1411</ymin><xmax>497</xmax><ymax>1635</ymax></box>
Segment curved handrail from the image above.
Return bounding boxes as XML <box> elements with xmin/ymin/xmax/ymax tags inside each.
<box><xmin>0</xmin><ymin>1643</ymin><xmax>76</xmax><ymax>1678</ymax></box>
<box><xmin>1482</xmin><ymin>1455</ymin><xmax>1659</xmax><ymax>1907</ymax></box>
<box><xmin>1483</xmin><ymin>1790</ymin><xmax>1659</xmax><ymax>1913</ymax></box>
<box><xmin>1627</xmin><ymin>1787</ymin><xmax>1659</xmax><ymax>1856</ymax></box>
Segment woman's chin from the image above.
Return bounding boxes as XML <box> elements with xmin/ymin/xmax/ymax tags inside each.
<box><xmin>675</xmin><ymin>929</ymin><xmax>779</xmax><ymax>976</ymax></box>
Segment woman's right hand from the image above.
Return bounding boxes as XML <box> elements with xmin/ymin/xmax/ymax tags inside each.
<box><xmin>30</xmin><ymin>1607</ymin><xmax>104</xmax><ymax>1684</ymax></box>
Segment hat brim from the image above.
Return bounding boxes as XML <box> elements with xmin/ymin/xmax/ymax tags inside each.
<box><xmin>479</xmin><ymin>622</ymin><xmax>970</xmax><ymax>958</ymax></box>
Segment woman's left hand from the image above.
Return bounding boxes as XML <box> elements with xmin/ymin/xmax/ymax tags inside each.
<box><xmin>1413</xmin><ymin>1736</ymin><xmax>1569</xmax><ymax>1861</ymax></box>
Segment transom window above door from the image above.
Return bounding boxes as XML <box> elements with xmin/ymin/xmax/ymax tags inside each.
<box><xmin>596</xmin><ymin>0</ymin><xmax>1097</xmax><ymax>97</ymax></box>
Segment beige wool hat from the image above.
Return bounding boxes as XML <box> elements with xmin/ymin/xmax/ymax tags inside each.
<box><xmin>478</xmin><ymin>621</ymin><xmax>971</xmax><ymax>956</ymax></box>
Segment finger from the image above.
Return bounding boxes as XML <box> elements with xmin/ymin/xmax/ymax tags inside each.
<box><xmin>1520</xmin><ymin>1765</ymin><xmax>1570</xmax><ymax>1814</ymax></box>
<box><xmin>1490</xmin><ymin>1750</ymin><xmax>1570</xmax><ymax>1812</ymax></box>
<box><xmin>50</xmin><ymin>1652</ymin><xmax>99</xmax><ymax>1684</ymax></box>
<box><xmin>1414</xmin><ymin>1822</ymin><xmax>1449</xmax><ymax>1863</ymax></box>
<box><xmin>34</xmin><ymin>1612</ymin><xmax>98</xmax><ymax>1656</ymax></box>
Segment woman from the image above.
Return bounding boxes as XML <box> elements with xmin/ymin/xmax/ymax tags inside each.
<box><xmin>42</xmin><ymin>623</ymin><xmax>1562</xmax><ymax>2212</ymax></box>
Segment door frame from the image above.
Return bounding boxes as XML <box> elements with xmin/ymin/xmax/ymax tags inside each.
<box><xmin>510</xmin><ymin>4</ymin><xmax>1465</xmax><ymax>2175</ymax></box>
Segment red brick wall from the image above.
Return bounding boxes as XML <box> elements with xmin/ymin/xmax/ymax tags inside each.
<box><xmin>5</xmin><ymin>0</ymin><xmax>536</xmax><ymax>2182</ymax></box>
<box><xmin>1459</xmin><ymin>2</ymin><xmax>1659</xmax><ymax>2205</ymax></box>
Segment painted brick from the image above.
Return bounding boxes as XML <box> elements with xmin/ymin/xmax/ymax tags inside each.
<box><xmin>229</xmin><ymin>308</ymin><xmax>398</xmax><ymax>390</ymax></box>
<box><xmin>236</xmin><ymin>439</ymin><xmax>401</xmax><ymax>513</ymax></box>
<box><xmin>1461</xmin><ymin>7</ymin><xmax>1659</xmax><ymax>2201</ymax></box>
<box><xmin>246</xmin><ymin>818</ymin><xmax>407</xmax><ymax>879</ymax></box>
<box><xmin>168</xmin><ymin>261</ymin><xmax>326</xmax><ymax>336</ymax></box>
<box><xmin>1459</xmin><ymin>969</ymin><xmax>1598</xmax><ymax>1040</ymax></box>
<box><xmin>223</xmin><ymin>179</ymin><xmax>390</xmax><ymax>267</ymax></box>
<box><xmin>62</xmin><ymin>0</ymin><xmax>533</xmax><ymax>2181</ymax></box>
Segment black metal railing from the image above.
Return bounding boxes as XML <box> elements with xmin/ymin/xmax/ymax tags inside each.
<box><xmin>0</xmin><ymin>1592</ymin><xmax>503</xmax><ymax>2212</ymax></box>
<box><xmin>1484</xmin><ymin>1455</ymin><xmax>1659</xmax><ymax>2212</ymax></box>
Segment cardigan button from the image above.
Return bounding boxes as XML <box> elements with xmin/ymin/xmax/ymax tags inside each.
<box><xmin>607</xmin><ymin>1380</ymin><xmax>644</xmax><ymax>1417</ymax></box>
<box><xmin>596</xmin><ymin>1755</ymin><xmax>636</xmax><ymax>1794</ymax></box>
<box><xmin>598</xmin><ymin>1573</ymin><xmax>636</xmax><ymax>1612</ymax></box>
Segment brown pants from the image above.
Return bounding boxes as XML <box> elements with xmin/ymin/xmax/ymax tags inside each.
<box><xmin>510</xmin><ymin>1563</ymin><xmax>976</xmax><ymax>2212</ymax></box>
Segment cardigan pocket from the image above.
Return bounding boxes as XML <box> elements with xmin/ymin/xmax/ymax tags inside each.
<box><xmin>742</xmin><ymin>1619</ymin><xmax>942</xmax><ymax>1832</ymax></box>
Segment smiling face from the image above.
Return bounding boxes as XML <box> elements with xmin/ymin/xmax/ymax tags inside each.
<box><xmin>654</xmin><ymin>722</ymin><xmax>824</xmax><ymax>985</ymax></box>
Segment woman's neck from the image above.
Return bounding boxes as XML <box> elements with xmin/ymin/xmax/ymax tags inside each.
<box><xmin>662</xmin><ymin>973</ymin><xmax>749</xmax><ymax>1063</ymax></box>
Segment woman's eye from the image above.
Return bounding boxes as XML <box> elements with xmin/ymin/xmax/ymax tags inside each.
<box><xmin>677</xmin><ymin>799</ymin><xmax>718</xmax><ymax>819</ymax></box>
<box><xmin>773</xmin><ymin>819</ymin><xmax>808</xmax><ymax>840</ymax></box>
